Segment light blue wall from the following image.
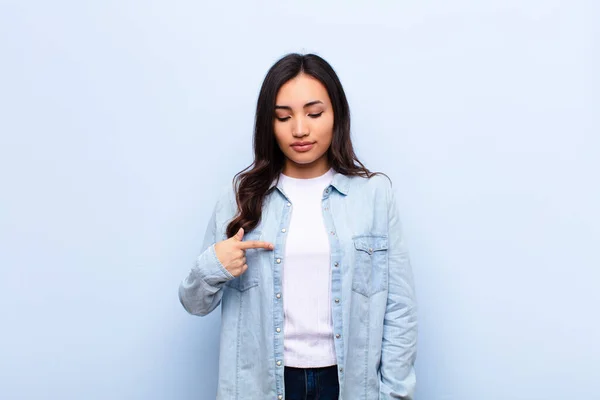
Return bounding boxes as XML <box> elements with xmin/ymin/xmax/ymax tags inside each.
<box><xmin>0</xmin><ymin>1</ymin><xmax>597</xmax><ymax>399</ymax></box>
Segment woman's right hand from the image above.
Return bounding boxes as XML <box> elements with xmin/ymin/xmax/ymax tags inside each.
<box><xmin>214</xmin><ymin>227</ymin><xmax>274</xmax><ymax>277</ymax></box>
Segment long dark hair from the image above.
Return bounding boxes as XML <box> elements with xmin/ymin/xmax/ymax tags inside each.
<box><xmin>226</xmin><ymin>53</ymin><xmax>380</xmax><ymax>238</ymax></box>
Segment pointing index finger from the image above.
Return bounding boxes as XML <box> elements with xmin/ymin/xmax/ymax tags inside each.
<box><xmin>238</xmin><ymin>240</ymin><xmax>275</xmax><ymax>250</ymax></box>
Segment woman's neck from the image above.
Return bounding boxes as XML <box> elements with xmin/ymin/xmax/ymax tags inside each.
<box><xmin>282</xmin><ymin>158</ymin><xmax>331</xmax><ymax>179</ymax></box>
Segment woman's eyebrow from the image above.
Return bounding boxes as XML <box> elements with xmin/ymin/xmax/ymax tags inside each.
<box><xmin>274</xmin><ymin>100</ymin><xmax>324</xmax><ymax>110</ymax></box>
<box><xmin>303</xmin><ymin>100</ymin><xmax>324</xmax><ymax>108</ymax></box>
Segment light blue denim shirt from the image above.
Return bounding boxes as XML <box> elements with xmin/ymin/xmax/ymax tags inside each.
<box><xmin>179</xmin><ymin>172</ymin><xmax>418</xmax><ymax>400</ymax></box>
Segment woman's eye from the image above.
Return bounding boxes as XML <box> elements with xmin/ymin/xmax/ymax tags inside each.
<box><xmin>308</xmin><ymin>112</ymin><xmax>323</xmax><ymax>118</ymax></box>
<box><xmin>276</xmin><ymin>116</ymin><xmax>291</xmax><ymax>122</ymax></box>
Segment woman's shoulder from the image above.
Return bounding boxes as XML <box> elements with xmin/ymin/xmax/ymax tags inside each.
<box><xmin>343</xmin><ymin>172</ymin><xmax>395</xmax><ymax>207</ymax></box>
<box><xmin>213</xmin><ymin>182</ymin><xmax>237</xmax><ymax>215</ymax></box>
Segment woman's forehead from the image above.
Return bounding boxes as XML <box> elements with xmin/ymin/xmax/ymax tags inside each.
<box><xmin>275</xmin><ymin>74</ymin><xmax>330</xmax><ymax>108</ymax></box>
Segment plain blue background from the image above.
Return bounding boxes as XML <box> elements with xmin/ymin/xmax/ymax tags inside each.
<box><xmin>0</xmin><ymin>1</ymin><xmax>598</xmax><ymax>399</ymax></box>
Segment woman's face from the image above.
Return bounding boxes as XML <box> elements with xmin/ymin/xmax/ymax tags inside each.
<box><xmin>273</xmin><ymin>73</ymin><xmax>334</xmax><ymax>178</ymax></box>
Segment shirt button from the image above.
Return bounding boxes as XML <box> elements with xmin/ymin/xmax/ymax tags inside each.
<box><xmin>331</xmin><ymin>231</ymin><xmax>336</xmax><ymax>236</ymax></box>
<box><xmin>278</xmin><ymin>395</ymin><xmax>283</xmax><ymax>400</ymax></box>
<box><xmin>368</xmin><ymin>248</ymin><xmax>373</xmax><ymax>254</ymax></box>
<box><xmin>276</xmin><ymin>293</ymin><xmax>281</xmax><ymax>299</ymax></box>
<box><xmin>287</xmin><ymin>202</ymin><xmax>291</xmax><ymax>207</ymax></box>
<box><xmin>335</xmin><ymin>333</ymin><xmax>341</xmax><ymax>339</ymax></box>
<box><xmin>334</xmin><ymin>262</ymin><xmax>339</xmax><ymax>267</ymax></box>
<box><xmin>276</xmin><ymin>327</ymin><xmax>281</xmax><ymax>333</ymax></box>
<box><xmin>281</xmin><ymin>228</ymin><xmax>286</xmax><ymax>233</ymax></box>
<box><xmin>276</xmin><ymin>360</ymin><xmax>282</xmax><ymax>366</ymax></box>
<box><xmin>339</xmin><ymin>367</ymin><xmax>344</xmax><ymax>373</ymax></box>
<box><xmin>334</xmin><ymin>298</ymin><xmax>340</xmax><ymax>303</ymax></box>
<box><xmin>276</xmin><ymin>258</ymin><xmax>281</xmax><ymax>264</ymax></box>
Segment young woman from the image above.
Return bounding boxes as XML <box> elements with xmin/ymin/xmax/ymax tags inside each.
<box><xmin>179</xmin><ymin>53</ymin><xmax>417</xmax><ymax>400</ymax></box>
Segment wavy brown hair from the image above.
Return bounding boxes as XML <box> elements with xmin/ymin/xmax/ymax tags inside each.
<box><xmin>226</xmin><ymin>53</ymin><xmax>382</xmax><ymax>238</ymax></box>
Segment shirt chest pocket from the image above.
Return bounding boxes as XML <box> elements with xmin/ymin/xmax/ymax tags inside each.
<box><xmin>351</xmin><ymin>235</ymin><xmax>389</xmax><ymax>297</ymax></box>
<box><xmin>225</xmin><ymin>230</ymin><xmax>262</xmax><ymax>292</ymax></box>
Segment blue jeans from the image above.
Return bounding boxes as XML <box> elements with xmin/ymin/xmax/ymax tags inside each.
<box><xmin>284</xmin><ymin>365</ymin><xmax>340</xmax><ymax>400</ymax></box>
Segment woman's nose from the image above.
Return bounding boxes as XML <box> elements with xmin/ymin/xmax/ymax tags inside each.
<box><xmin>292</xmin><ymin>117</ymin><xmax>309</xmax><ymax>137</ymax></box>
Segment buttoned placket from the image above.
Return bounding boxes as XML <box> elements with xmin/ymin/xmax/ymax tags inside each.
<box><xmin>273</xmin><ymin>191</ymin><xmax>293</xmax><ymax>400</ymax></box>
<box><xmin>321</xmin><ymin>185</ymin><xmax>345</xmax><ymax>380</ymax></box>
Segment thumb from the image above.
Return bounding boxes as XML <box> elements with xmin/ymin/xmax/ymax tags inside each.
<box><xmin>233</xmin><ymin>227</ymin><xmax>244</xmax><ymax>241</ymax></box>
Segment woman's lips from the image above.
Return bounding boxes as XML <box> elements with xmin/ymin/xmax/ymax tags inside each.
<box><xmin>291</xmin><ymin>142</ymin><xmax>315</xmax><ymax>152</ymax></box>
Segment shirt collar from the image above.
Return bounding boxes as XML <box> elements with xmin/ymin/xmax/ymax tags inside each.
<box><xmin>269</xmin><ymin>170</ymin><xmax>350</xmax><ymax>196</ymax></box>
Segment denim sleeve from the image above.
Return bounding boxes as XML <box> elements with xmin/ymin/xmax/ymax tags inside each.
<box><xmin>178</xmin><ymin>199</ymin><xmax>235</xmax><ymax>316</ymax></box>
<box><xmin>379</xmin><ymin>183</ymin><xmax>418</xmax><ymax>399</ymax></box>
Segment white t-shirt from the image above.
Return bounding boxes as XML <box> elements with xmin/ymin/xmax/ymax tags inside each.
<box><xmin>279</xmin><ymin>168</ymin><xmax>337</xmax><ymax>368</ymax></box>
